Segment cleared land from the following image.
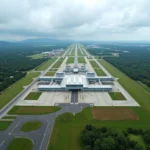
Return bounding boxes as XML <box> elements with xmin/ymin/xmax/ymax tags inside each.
<box><xmin>92</xmin><ymin>107</ymin><xmax>138</xmax><ymax>120</ymax></box>
<box><xmin>35</xmin><ymin>57</ymin><xmax>57</xmax><ymax>71</ymax></box>
<box><xmin>94</xmin><ymin>68</ymin><xmax>106</xmax><ymax>76</ymax></box>
<box><xmin>20</xmin><ymin>121</ymin><xmax>42</xmax><ymax>132</ymax></box>
<box><xmin>24</xmin><ymin>92</ymin><xmax>42</xmax><ymax>100</ymax></box>
<box><xmin>0</xmin><ymin>72</ymin><xmax>40</xmax><ymax>109</ymax></box>
<box><xmin>78</xmin><ymin>57</ymin><xmax>86</xmax><ymax>64</ymax></box>
<box><xmin>109</xmin><ymin>92</ymin><xmax>126</xmax><ymax>100</ymax></box>
<box><xmin>0</xmin><ymin>121</ymin><xmax>12</xmax><ymax>131</ymax></box>
<box><xmin>129</xmin><ymin>134</ymin><xmax>146</xmax><ymax>149</ymax></box>
<box><xmin>29</xmin><ymin>53</ymin><xmax>44</xmax><ymax>59</ymax></box>
<box><xmin>6</xmin><ymin>138</ymin><xmax>33</xmax><ymax>150</ymax></box>
<box><xmin>8</xmin><ymin>106</ymin><xmax>61</xmax><ymax>115</ymax></box>
<box><xmin>45</xmin><ymin>71</ymin><xmax>56</xmax><ymax>76</ymax></box>
<box><xmin>66</xmin><ymin>57</ymin><xmax>74</xmax><ymax>64</ymax></box>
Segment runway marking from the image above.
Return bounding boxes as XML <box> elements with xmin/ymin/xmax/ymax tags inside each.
<box><xmin>0</xmin><ymin>141</ymin><xmax>5</xmax><ymax>147</ymax></box>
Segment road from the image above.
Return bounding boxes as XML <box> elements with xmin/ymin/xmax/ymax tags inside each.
<box><xmin>0</xmin><ymin>103</ymin><xmax>90</xmax><ymax>150</ymax></box>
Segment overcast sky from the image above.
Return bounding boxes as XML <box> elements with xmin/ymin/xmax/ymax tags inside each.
<box><xmin>0</xmin><ymin>0</ymin><xmax>150</xmax><ymax>41</ymax></box>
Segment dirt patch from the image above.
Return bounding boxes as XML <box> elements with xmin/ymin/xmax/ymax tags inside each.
<box><xmin>92</xmin><ymin>107</ymin><xmax>139</xmax><ymax>120</ymax></box>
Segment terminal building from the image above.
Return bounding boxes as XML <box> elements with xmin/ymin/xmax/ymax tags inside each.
<box><xmin>38</xmin><ymin>72</ymin><xmax>114</xmax><ymax>92</ymax></box>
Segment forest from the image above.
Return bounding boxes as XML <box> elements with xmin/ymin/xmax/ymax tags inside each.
<box><xmin>81</xmin><ymin>124</ymin><xmax>150</xmax><ymax>150</ymax></box>
<box><xmin>0</xmin><ymin>43</ymin><xmax>66</xmax><ymax>92</ymax></box>
<box><xmin>87</xmin><ymin>43</ymin><xmax>150</xmax><ymax>87</ymax></box>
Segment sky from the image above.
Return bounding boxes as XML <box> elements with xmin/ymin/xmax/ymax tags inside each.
<box><xmin>0</xmin><ymin>0</ymin><xmax>150</xmax><ymax>41</ymax></box>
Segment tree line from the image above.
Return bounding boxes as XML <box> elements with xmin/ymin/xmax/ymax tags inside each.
<box><xmin>81</xmin><ymin>124</ymin><xmax>150</xmax><ymax>150</ymax></box>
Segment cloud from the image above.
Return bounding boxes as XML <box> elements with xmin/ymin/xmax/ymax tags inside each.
<box><xmin>0</xmin><ymin>0</ymin><xmax>150</xmax><ymax>41</ymax></box>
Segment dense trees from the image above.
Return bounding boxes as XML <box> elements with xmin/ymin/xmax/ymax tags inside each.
<box><xmin>0</xmin><ymin>43</ymin><xmax>66</xmax><ymax>92</ymax></box>
<box><xmin>87</xmin><ymin>43</ymin><xmax>150</xmax><ymax>87</ymax></box>
<box><xmin>81</xmin><ymin>125</ymin><xmax>150</xmax><ymax>150</ymax></box>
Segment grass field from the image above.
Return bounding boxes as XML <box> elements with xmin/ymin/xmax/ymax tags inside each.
<box><xmin>6</xmin><ymin>138</ymin><xmax>33</xmax><ymax>150</ymax></box>
<box><xmin>0</xmin><ymin>72</ymin><xmax>40</xmax><ymax>109</ymax></box>
<box><xmin>109</xmin><ymin>92</ymin><xmax>126</xmax><ymax>100</ymax></box>
<box><xmin>51</xmin><ymin>59</ymin><xmax>64</xmax><ymax>68</ymax></box>
<box><xmin>48</xmin><ymin>58</ymin><xmax>150</xmax><ymax>150</ymax></box>
<box><xmin>129</xmin><ymin>134</ymin><xmax>146</xmax><ymax>149</ymax></box>
<box><xmin>70</xmin><ymin>48</ymin><xmax>75</xmax><ymax>56</ymax></box>
<box><xmin>89</xmin><ymin>60</ymin><xmax>100</xmax><ymax>68</ymax></box>
<box><xmin>48</xmin><ymin>106</ymin><xmax>150</xmax><ymax>150</ymax></box>
<box><xmin>29</xmin><ymin>53</ymin><xmax>44</xmax><ymax>59</ymax></box>
<box><xmin>35</xmin><ymin>57</ymin><xmax>57</xmax><ymax>71</ymax></box>
<box><xmin>94</xmin><ymin>68</ymin><xmax>106</xmax><ymax>76</ymax></box>
<box><xmin>45</xmin><ymin>71</ymin><xmax>56</xmax><ymax>76</ymax></box>
<box><xmin>20</xmin><ymin>121</ymin><xmax>42</xmax><ymax>132</ymax></box>
<box><xmin>2</xmin><ymin>116</ymin><xmax>16</xmax><ymax>119</ymax></box>
<box><xmin>0</xmin><ymin>121</ymin><xmax>12</xmax><ymax>131</ymax></box>
<box><xmin>77</xmin><ymin>48</ymin><xmax>84</xmax><ymax>56</ymax></box>
<box><xmin>24</xmin><ymin>92</ymin><xmax>42</xmax><ymax>100</ymax></box>
<box><xmin>49</xmin><ymin>68</ymin><xmax>58</xmax><ymax>71</ymax></box>
<box><xmin>8</xmin><ymin>106</ymin><xmax>61</xmax><ymax>115</ymax></box>
<box><xmin>78</xmin><ymin>57</ymin><xmax>86</xmax><ymax>64</ymax></box>
<box><xmin>66</xmin><ymin>57</ymin><xmax>74</xmax><ymax>64</ymax></box>
<box><xmin>98</xmin><ymin>59</ymin><xmax>150</xmax><ymax>114</ymax></box>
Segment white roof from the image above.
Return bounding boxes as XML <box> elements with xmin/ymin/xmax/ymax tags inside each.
<box><xmin>66</xmin><ymin>75</ymin><xmax>83</xmax><ymax>85</ymax></box>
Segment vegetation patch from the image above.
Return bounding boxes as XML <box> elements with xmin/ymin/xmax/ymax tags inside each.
<box><xmin>2</xmin><ymin>116</ymin><xmax>16</xmax><ymax>119</ymax></box>
<box><xmin>20</xmin><ymin>121</ymin><xmax>42</xmax><ymax>132</ymax></box>
<box><xmin>8</xmin><ymin>106</ymin><xmax>61</xmax><ymax>115</ymax></box>
<box><xmin>109</xmin><ymin>92</ymin><xmax>126</xmax><ymax>100</ymax></box>
<box><xmin>66</xmin><ymin>57</ymin><xmax>74</xmax><ymax>64</ymax></box>
<box><xmin>78</xmin><ymin>57</ymin><xmax>86</xmax><ymax>64</ymax></box>
<box><xmin>92</xmin><ymin>107</ymin><xmax>139</xmax><ymax>120</ymax></box>
<box><xmin>81</xmin><ymin>125</ymin><xmax>148</xmax><ymax>150</ymax></box>
<box><xmin>94</xmin><ymin>68</ymin><xmax>106</xmax><ymax>76</ymax></box>
<box><xmin>6</xmin><ymin>137</ymin><xmax>33</xmax><ymax>150</ymax></box>
<box><xmin>0</xmin><ymin>72</ymin><xmax>40</xmax><ymax>109</ymax></box>
<box><xmin>24</xmin><ymin>92</ymin><xmax>42</xmax><ymax>100</ymax></box>
<box><xmin>51</xmin><ymin>59</ymin><xmax>64</xmax><ymax>68</ymax></box>
<box><xmin>49</xmin><ymin>68</ymin><xmax>58</xmax><ymax>71</ymax></box>
<box><xmin>48</xmin><ymin>106</ymin><xmax>150</xmax><ymax>150</ymax></box>
<box><xmin>129</xmin><ymin>134</ymin><xmax>146</xmax><ymax>149</ymax></box>
<box><xmin>89</xmin><ymin>60</ymin><xmax>99</xmax><ymax>68</ymax></box>
<box><xmin>35</xmin><ymin>57</ymin><xmax>57</xmax><ymax>71</ymax></box>
<box><xmin>29</xmin><ymin>53</ymin><xmax>44</xmax><ymax>59</ymax></box>
<box><xmin>45</xmin><ymin>71</ymin><xmax>56</xmax><ymax>76</ymax></box>
<box><xmin>0</xmin><ymin>121</ymin><xmax>12</xmax><ymax>131</ymax></box>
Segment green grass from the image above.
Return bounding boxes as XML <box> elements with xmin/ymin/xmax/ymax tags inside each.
<box><xmin>0</xmin><ymin>121</ymin><xmax>12</xmax><ymax>131</ymax></box>
<box><xmin>35</xmin><ymin>57</ymin><xmax>57</xmax><ymax>71</ymax></box>
<box><xmin>2</xmin><ymin>116</ymin><xmax>16</xmax><ymax>119</ymax></box>
<box><xmin>51</xmin><ymin>59</ymin><xmax>64</xmax><ymax>68</ymax></box>
<box><xmin>70</xmin><ymin>48</ymin><xmax>75</xmax><ymax>56</ymax></box>
<box><xmin>129</xmin><ymin>134</ymin><xmax>146</xmax><ymax>149</ymax></box>
<box><xmin>29</xmin><ymin>53</ymin><xmax>44</xmax><ymax>59</ymax></box>
<box><xmin>48</xmin><ymin>57</ymin><xmax>150</xmax><ymax>150</ymax></box>
<box><xmin>78</xmin><ymin>57</ymin><xmax>86</xmax><ymax>64</ymax></box>
<box><xmin>48</xmin><ymin>106</ymin><xmax>150</xmax><ymax>150</ymax></box>
<box><xmin>109</xmin><ymin>92</ymin><xmax>126</xmax><ymax>100</ymax></box>
<box><xmin>24</xmin><ymin>92</ymin><xmax>42</xmax><ymax>100</ymax></box>
<box><xmin>137</xmin><ymin>81</ymin><xmax>150</xmax><ymax>93</ymax></box>
<box><xmin>20</xmin><ymin>121</ymin><xmax>42</xmax><ymax>132</ymax></box>
<box><xmin>99</xmin><ymin>59</ymin><xmax>150</xmax><ymax>113</ymax></box>
<box><xmin>6</xmin><ymin>138</ymin><xmax>33</xmax><ymax>150</ymax></box>
<box><xmin>8</xmin><ymin>106</ymin><xmax>61</xmax><ymax>115</ymax></box>
<box><xmin>45</xmin><ymin>71</ymin><xmax>56</xmax><ymax>76</ymax></box>
<box><xmin>0</xmin><ymin>72</ymin><xmax>40</xmax><ymax>109</ymax></box>
<box><xmin>94</xmin><ymin>68</ymin><xmax>106</xmax><ymax>76</ymax></box>
<box><xmin>49</xmin><ymin>68</ymin><xmax>58</xmax><ymax>71</ymax></box>
<box><xmin>66</xmin><ymin>57</ymin><xmax>74</xmax><ymax>64</ymax></box>
<box><xmin>77</xmin><ymin>48</ymin><xmax>84</xmax><ymax>56</ymax></box>
<box><xmin>89</xmin><ymin>60</ymin><xmax>99</xmax><ymax>68</ymax></box>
